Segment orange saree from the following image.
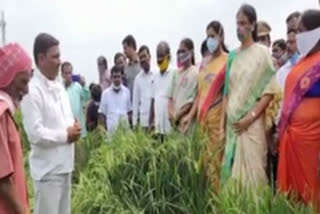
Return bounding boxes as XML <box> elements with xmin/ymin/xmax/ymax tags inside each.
<box><xmin>278</xmin><ymin>52</ymin><xmax>320</xmax><ymax>211</ymax></box>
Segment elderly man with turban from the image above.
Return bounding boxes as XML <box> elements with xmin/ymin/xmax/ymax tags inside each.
<box><xmin>0</xmin><ymin>43</ymin><xmax>32</xmax><ymax>214</ymax></box>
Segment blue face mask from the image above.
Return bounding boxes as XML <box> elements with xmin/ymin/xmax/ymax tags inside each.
<box><xmin>289</xmin><ymin>52</ymin><xmax>299</xmax><ymax>65</ymax></box>
<box><xmin>206</xmin><ymin>37</ymin><xmax>219</xmax><ymax>54</ymax></box>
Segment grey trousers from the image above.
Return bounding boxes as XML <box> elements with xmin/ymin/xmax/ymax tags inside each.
<box><xmin>33</xmin><ymin>173</ymin><xmax>72</xmax><ymax>214</ymax></box>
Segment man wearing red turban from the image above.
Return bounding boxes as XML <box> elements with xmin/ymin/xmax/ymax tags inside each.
<box><xmin>0</xmin><ymin>43</ymin><xmax>32</xmax><ymax>214</ymax></box>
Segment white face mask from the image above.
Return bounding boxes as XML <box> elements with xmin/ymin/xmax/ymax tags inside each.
<box><xmin>296</xmin><ymin>27</ymin><xmax>320</xmax><ymax>58</ymax></box>
<box><xmin>206</xmin><ymin>37</ymin><xmax>219</xmax><ymax>54</ymax></box>
<box><xmin>112</xmin><ymin>83</ymin><xmax>121</xmax><ymax>91</ymax></box>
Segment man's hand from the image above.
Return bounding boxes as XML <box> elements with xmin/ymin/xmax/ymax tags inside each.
<box><xmin>67</xmin><ymin>120</ymin><xmax>81</xmax><ymax>143</ymax></box>
<box><xmin>79</xmin><ymin>75</ymin><xmax>86</xmax><ymax>87</ymax></box>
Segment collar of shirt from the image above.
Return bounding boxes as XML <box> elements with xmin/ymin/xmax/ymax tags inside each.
<box><xmin>111</xmin><ymin>84</ymin><xmax>125</xmax><ymax>93</ymax></box>
<box><xmin>64</xmin><ymin>81</ymin><xmax>75</xmax><ymax>89</ymax></box>
<box><xmin>159</xmin><ymin>67</ymin><xmax>172</xmax><ymax>76</ymax></box>
<box><xmin>141</xmin><ymin>70</ymin><xmax>153</xmax><ymax>76</ymax></box>
<box><xmin>36</xmin><ymin>69</ymin><xmax>63</xmax><ymax>94</ymax></box>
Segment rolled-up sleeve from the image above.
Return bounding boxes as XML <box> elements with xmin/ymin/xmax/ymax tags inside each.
<box><xmin>0</xmin><ymin>114</ymin><xmax>14</xmax><ymax>179</ymax></box>
<box><xmin>21</xmin><ymin>89</ymin><xmax>68</xmax><ymax>146</ymax></box>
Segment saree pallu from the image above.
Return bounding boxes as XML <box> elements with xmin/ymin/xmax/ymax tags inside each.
<box><xmin>221</xmin><ymin>44</ymin><xmax>277</xmax><ymax>186</ymax></box>
<box><xmin>278</xmin><ymin>52</ymin><xmax>320</xmax><ymax>211</ymax></box>
<box><xmin>198</xmin><ymin>54</ymin><xmax>227</xmax><ymax>190</ymax></box>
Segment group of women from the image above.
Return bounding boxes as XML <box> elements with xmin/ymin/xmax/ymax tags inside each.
<box><xmin>168</xmin><ymin>4</ymin><xmax>320</xmax><ymax>211</ymax></box>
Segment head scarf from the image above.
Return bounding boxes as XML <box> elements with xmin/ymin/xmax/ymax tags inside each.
<box><xmin>0</xmin><ymin>43</ymin><xmax>32</xmax><ymax>88</ymax></box>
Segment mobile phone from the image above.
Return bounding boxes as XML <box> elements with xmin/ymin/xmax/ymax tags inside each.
<box><xmin>72</xmin><ymin>74</ymin><xmax>80</xmax><ymax>82</ymax></box>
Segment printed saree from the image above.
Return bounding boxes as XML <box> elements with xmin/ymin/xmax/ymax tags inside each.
<box><xmin>221</xmin><ymin>44</ymin><xmax>277</xmax><ymax>186</ymax></box>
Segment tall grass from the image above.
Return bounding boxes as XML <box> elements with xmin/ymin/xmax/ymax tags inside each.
<box><xmin>15</xmin><ymin>111</ymin><xmax>315</xmax><ymax>214</ymax></box>
<box><xmin>72</xmin><ymin>127</ymin><xmax>212</xmax><ymax>214</ymax></box>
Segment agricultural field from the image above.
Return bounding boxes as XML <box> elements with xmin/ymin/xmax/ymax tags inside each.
<box><xmin>15</xmin><ymin>111</ymin><xmax>315</xmax><ymax>214</ymax></box>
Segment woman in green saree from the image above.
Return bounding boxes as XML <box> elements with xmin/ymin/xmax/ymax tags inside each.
<box><xmin>220</xmin><ymin>4</ymin><xmax>279</xmax><ymax>186</ymax></box>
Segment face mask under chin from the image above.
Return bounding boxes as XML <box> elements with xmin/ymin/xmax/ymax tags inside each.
<box><xmin>237</xmin><ymin>26</ymin><xmax>253</xmax><ymax>42</ymax></box>
<box><xmin>112</xmin><ymin>83</ymin><xmax>121</xmax><ymax>91</ymax></box>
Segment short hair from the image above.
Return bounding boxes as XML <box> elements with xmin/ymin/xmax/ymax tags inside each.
<box><xmin>113</xmin><ymin>52</ymin><xmax>125</xmax><ymax>64</ymax></box>
<box><xmin>157</xmin><ymin>41</ymin><xmax>170</xmax><ymax>55</ymax></box>
<box><xmin>61</xmin><ymin>61</ymin><xmax>72</xmax><ymax>72</ymax></box>
<box><xmin>90</xmin><ymin>84</ymin><xmax>102</xmax><ymax>102</ymax></box>
<box><xmin>138</xmin><ymin>45</ymin><xmax>150</xmax><ymax>56</ymax></box>
<box><xmin>89</xmin><ymin>83</ymin><xmax>96</xmax><ymax>91</ymax></box>
<box><xmin>110</xmin><ymin>65</ymin><xmax>122</xmax><ymax>75</ymax></box>
<box><xmin>122</xmin><ymin>35</ymin><xmax>137</xmax><ymax>50</ymax></box>
<box><xmin>33</xmin><ymin>33</ymin><xmax>59</xmax><ymax>66</ymax></box>
<box><xmin>97</xmin><ymin>56</ymin><xmax>108</xmax><ymax>68</ymax></box>
<box><xmin>272</xmin><ymin>39</ymin><xmax>287</xmax><ymax>51</ymax></box>
<box><xmin>286</xmin><ymin>11</ymin><xmax>301</xmax><ymax>24</ymax></box>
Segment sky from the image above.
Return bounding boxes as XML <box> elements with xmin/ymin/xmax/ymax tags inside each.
<box><xmin>1</xmin><ymin>0</ymin><xmax>319</xmax><ymax>84</ymax></box>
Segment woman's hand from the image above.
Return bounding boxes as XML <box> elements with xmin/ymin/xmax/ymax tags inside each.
<box><xmin>232</xmin><ymin>115</ymin><xmax>254</xmax><ymax>135</ymax></box>
<box><xmin>179</xmin><ymin>115</ymin><xmax>192</xmax><ymax>134</ymax></box>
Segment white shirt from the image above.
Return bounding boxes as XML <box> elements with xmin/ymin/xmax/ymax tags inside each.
<box><xmin>276</xmin><ymin>56</ymin><xmax>301</xmax><ymax>91</ymax></box>
<box><xmin>275</xmin><ymin>56</ymin><xmax>301</xmax><ymax>125</ymax></box>
<box><xmin>132</xmin><ymin>70</ymin><xmax>154</xmax><ymax>127</ymax></box>
<box><xmin>98</xmin><ymin>85</ymin><xmax>132</xmax><ymax>134</ymax></box>
<box><xmin>152</xmin><ymin>69</ymin><xmax>173</xmax><ymax>135</ymax></box>
<box><xmin>21</xmin><ymin>71</ymin><xmax>75</xmax><ymax>181</ymax></box>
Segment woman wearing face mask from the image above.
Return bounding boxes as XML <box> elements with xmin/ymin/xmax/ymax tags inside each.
<box><xmin>168</xmin><ymin>38</ymin><xmax>198</xmax><ymax>134</ymax></box>
<box><xmin>277</xmin><ymin>9</ymin><xmax>320</xmax><ymax>211</ymax></box>
<box><xmin>193</xmin><ymin>21</ymin><xmax>229</xmax><ymax>189</ymax></box>
<box><xmin>220</xmin><ymin>4</ymin><xmax>279</xmax><ymax>186</ymax></box>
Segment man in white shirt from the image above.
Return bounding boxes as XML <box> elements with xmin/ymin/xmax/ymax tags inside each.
<box><xmin>21</xmin><ymin>33</ymin><xmax>81</xmax><ymax>214</ymax></box>
<box><xmin>114</xmin><ymin>52</ymin><xmax>128</xmax><ymax>86</ymax></box>
<box><xmin>276</xmin><ymin>28</ymin><xmax>300</xmax><ymax>91</ymax></box>
<box><xmin>132</xmin><ymin>45</ymin><xmax>154</xmax><ymax>130</ymax></box>
<box><xmin>150</xmin><ymin>41</ymin><xmax>173</xmax><ymax>140</ymax></box>
<box><xmin>99</xmin><ymin>66</ymin><xmax>132</xmax><ymax>136</ymax></box>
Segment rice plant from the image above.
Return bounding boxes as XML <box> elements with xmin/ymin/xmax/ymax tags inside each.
<box><xmin>15</xmin><ymin>111</ymin><xmax>315</xmax><ymax>214</ymax></box>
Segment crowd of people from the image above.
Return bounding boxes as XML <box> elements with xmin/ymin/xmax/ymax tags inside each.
<box><xmin>0</xmin><ymin>3</ymin><xmax>319</xmax><ymax>214</ymax></box>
